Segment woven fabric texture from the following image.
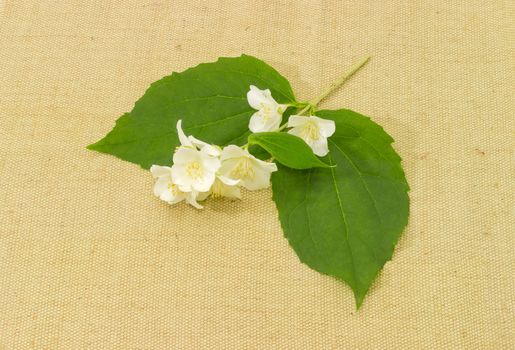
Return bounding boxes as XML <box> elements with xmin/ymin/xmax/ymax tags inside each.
<box><xmin>0</xmin><ymin>1</ymin><xmax>513</xmax><ymax>349</ymax></box>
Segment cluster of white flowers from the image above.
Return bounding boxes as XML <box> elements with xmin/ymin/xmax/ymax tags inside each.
<box><xmin>151</xmin><ymin>85</ymin><xmax>336</xmax><ymax>208</ymax></box>
<box><xmin>247</xmin><ymin>85</ymin><xmax>335</xmax><ymax>156</ymax></box>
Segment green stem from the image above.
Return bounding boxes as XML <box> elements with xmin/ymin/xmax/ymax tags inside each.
<box><xmin>296</xmin><ymin>103</ymin><xmax>312</xmax><ymax>116</ymax></box>
<box><xmin>310</xmin><ymin>56</ymin><xmax>370</xmax><ymax>108</ymax></box>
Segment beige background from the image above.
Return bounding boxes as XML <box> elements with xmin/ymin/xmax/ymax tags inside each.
<box><xmin>0</xmin><ymin>1</ymin><xmax>513</xmax><ymax>349</ymax></box>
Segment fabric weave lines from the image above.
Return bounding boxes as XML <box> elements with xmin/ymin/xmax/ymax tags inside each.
<box><xmin>0</xmin><ymin>1</ymin><xmax>513</xmax><ymax>349</ymax></box>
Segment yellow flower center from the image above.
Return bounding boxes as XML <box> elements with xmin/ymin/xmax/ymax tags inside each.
<box><xmin>230</xmin><ymin>158</ymin><xmax>255</xmax><ymax>180</ymax></box>
<box><xmin>186</xmin><ymin>161</ymin><xmax>203</xmax><ymax>179</ymax></box>
<box><xmin>300</xmin><ymin>120</ymin><xmax>320</xmax><ymax>142</ymax></box>
<box><xmin>211</xmin><ymin>180</ymin><xmax>224</xmax><ymax>198</ymax></box>
<box><xmin>167</xmin><ymin>182</ymin><xmax>179</xmax><ymax>196</ymax></box>
<box><xmin>260</xmin><ymin>106</ymin><xmax>273</xmax><ymax>124</ymax></box>
<box><xmin>258</xmin><ymin>105</ymin><xmax>283</xmax><ymax>124</ymax></box>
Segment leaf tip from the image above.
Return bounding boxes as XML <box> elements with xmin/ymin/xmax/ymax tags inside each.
<box><xmin>354</xmin><ymin>292</ymin><xmax>366</xmax><ymax>310</ymax></box>
<box><xmin>86</xmin><ymin>138</ymin><xmax>107</xmax><ymax>152</ymax></box>
<box><xmin>86</xmin><ymin>143</ymin><xmax>98</xmax><ymax>151</ymax></box>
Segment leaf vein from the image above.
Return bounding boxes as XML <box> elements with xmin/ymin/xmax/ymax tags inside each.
<box><xmin>287</xmin><ymin>171</ymin><xmax>320</xmax><ymax>254</ymax></box>
<box><xmin>329</xmin><ymin>140</ymin><xmax>384</xmax><ymax>265</ymax></box>
<box><xmin>327</xmin><ymin>153</ymin><xmax>357</xmax><ymax>287</ymax></box>
<box><xmin>329</xmin><ymin>140</ymin><xmax>385</xmax><ymax>229</ymax></box>
<box><xmin>206</xmin><ymin>69</ymin><xmax>294</xmax><ymax>102</ymax></box>
<box><xmin>186</xmin><ymin>110</ymin><xmax>252</xmax><ymax>130</ymax></box>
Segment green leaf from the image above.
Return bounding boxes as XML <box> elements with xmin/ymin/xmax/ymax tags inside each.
<box><xmin>248</xmin><ymin>132</ymin><xmax>330</xmax><ymax>169</ymax></box>
<box><xmin>271</xmin><ymin>109</ymin><xmax>409</xmax><ymax>308</ymax></box>
<box><xmin>87</xmin><ymin>54</ymin><xmax>296</xmax><ymax>169</ymax></box>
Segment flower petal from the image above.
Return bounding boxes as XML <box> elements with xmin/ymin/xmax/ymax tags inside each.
<box><xmin>159</xmin><ymin>189</ymin><xmax>174</xmax><ymax>202</ymax></box>
<box><xmin>192</xmin><ymin>172</ymin><xmax>215</xmax><ymax>193</ymax></box>
<box><xmin>173</xmin><ymin>147</ymin><xmax>199</xmax><ymax>165</ymax></box>
<box><xmin>188</xmin><ymin>135</ymin><xmax>207</xmax><ymax>148</ymax></box>
<box><xmin>242</xmin><ymin>166</ymin><xmax>271</xmax><ymax>190</ymax></box>
<box><xmin>248</xmin><ymin>111</ymin><xmax>265</xmax><ymax>133</ymax></box>
<box><xmin>287</xmin><ymin>125</ymin><xmax>304</xmax><ymax>139</ymax></box>
<box><xmin>218</xmin><ymin>158</ymin><xmax>240</xmax><ymax>182</ymax></box>
<box><xmin>208</xmin><ymin>178</ymin><xmax>240</xmax><ymax>199</ymax></box>
<box><xmin>185</xmin><ymin>191</ymin><xmax>203</xmax><ymax>209</ymax></box>
<box><xmin>177</xmin><ymin>184</ymin><xmax>191</xmax><ymax>192</ymax></box>
<box><xmin>252</xmin><ymin>157</ymin><xmax>278</xmax><ymax>172</ymax></box>
<box><xmin>200</xmin><ymin>143</ymin><xmax>222</xmax><ymax>157</ymax></box>
<box><xmin>232</xmin><ymin>156</ymin><xmax>277</xmax><ymax>190</ymax></box>
<box><xmin>188</xmin><ymin>136</ymin><xmax>221</xmax><ymax>157</ymax></box>
<box><xmin>150</xmin><ymin>165</ymin><xmax>172</xmax><ymax>178</ymax></box>
<box><xmin>223</xmin><ymin>184</ymin><xmax>241</xmax><ymax>199</ymax></box>
<box><xmin>287</xmin><ymin>115</ymin><xmax>309</xmax><ymax>128</ymax></box>
<box><xmin>247</xmin><ymin>85</ymin><xmax>273</xmax><ymax>110</ymax></box>
<box><xmin>312</xmin><ymin>116</ymin><xmax>336</xmax><ymax>137</ymax></box>
<box><xmin>218</xmin><ymin>175</ymin><xmax>240</xmax><ymax>186</ymax></box>
<box><xmin>221</xmin><ymin>145</ymin><xmax>247</xmax><ymax>161</ymax></box>
<box><xmin>176</xmin><ymin>120</ymin><xmax>193</xmax><ymax>147</ymax></box>
<box><xmin>249</xmin><ymin>110</ymin><xmax>281</xmax><ymax>133</ymax></box>
<box><xmin>201</xmin><ymin>154</ymin><xmax>221</xmax><ymax>173</ymax></box>
<box><xmin>153</xmin><ymin>176</ymin><xmax>170</xmax><ymax>197</ymax></box>
<box><xmin>310</xmin><ymin>137</ymin><xmax>330</xmax><ymax>157</ymax></box>
<box><xmin>171</xmin><ymin>163</ymin><xmax>193</xmax><ymax>189</ymax></box>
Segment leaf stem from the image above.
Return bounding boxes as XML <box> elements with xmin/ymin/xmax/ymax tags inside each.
<box><xmin>310</xmin><ymin>56</ymin><xmax>370</xmax><ymax>108</ymax></box>
<box><xmin>296</xmin><ymin>103</ymin><xmax>313</xmax><ymax>116</ymax></box>
<box><xmin>278</xmin><ymin>123</ymin><xmax>288</xmax><ymax>132</ymax></box>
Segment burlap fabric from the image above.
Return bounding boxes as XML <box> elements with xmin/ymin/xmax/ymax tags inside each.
<box><xmin>0</xmin><ymin>1</ymin><xmax>513</xmax><ymax>349</ymax></box>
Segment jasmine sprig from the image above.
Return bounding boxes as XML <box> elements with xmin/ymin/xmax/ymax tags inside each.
<box><xmin>88</xmin><ymin>54</ymin><xmax>408</xmax><ymax>308</ymax></box>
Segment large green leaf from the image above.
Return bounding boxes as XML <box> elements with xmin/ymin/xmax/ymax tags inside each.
<box><xmin>271</xmin><ymin>109</ymin><xmax>409</xmax><ymax>308</ymax></box>
<box><xmin>248</xmin><ymin>132</ymin><xmax>330</xmax><ymax>169</ymax></box>
<box><xmin>88</xmin><ymin>55</ymin><xmax>296</xmax><ymax>169</ymax></box>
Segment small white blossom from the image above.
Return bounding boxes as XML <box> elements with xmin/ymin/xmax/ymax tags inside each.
<box><xmin>176</xmin><ymin>120</ymin><xmax>221</xmax><ymax>157</ymax></box>
<box><xmin>150</xmin><ymin>165</ymin><xmax>203</xmax><ymax>209</ymax></box>
<box><xmin>198</xmin><ymin>175</ymin><xmax>241</xmax><ymax>200</ymax></box>
<box><xmin>247</xmin><ymin>85</ymin><xmax>288</xmax><ymax>133</ymax></box>
<box><xmin>171</xmin><ymin>121</ymin><xmax>221</xmax><ymax>192</ymax></box>
<box><xmin>287</xmin><ymin>115</ymin><xmax>336</xmax><ymax>157</ymax></box>
<box><xmin>218</xmin><ymin>145</ymin><xmax>277</xmax><ymax>190</ymax></box>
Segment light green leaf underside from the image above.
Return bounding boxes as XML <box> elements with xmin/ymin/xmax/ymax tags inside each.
<box><xmin>271</xmin><ymin>109</ymin><xmax>409</xmax><ymax>308</ymax></box>
<box><xmin>88</xmin><ymin>54</ymin><xmax>296</xmax><ymax>169</ymax></box>
<box><xmin>248</xmin><ymin>132</ymin><xmax>330</xmax><ymax>169</ymax></box>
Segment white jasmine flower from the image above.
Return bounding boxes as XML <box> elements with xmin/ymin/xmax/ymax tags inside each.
<box><xmin>198</xmin><ymin>175</ymin><xmax>241</xmax><ymax>200</ymax></box>
<box><xmin>218</xmin><ymin>145</ymin><xmax>278</xmax><ymax>190</ymax></box>
<box><xmin>150</xmin><ymin>165</ymin><xmax>203</xmax><ymax>209</ymax></box>
<box><xmin>247</xmin><ymin>85</ymin><xmax>288</xmax><ymax>133</ymax></box>
<box><xmin>176</xmin><ymin>120</ymin><xmax>221</xmax><ymax>157</ymax></box>
<box><xmin>287</xmin><ymin>115</ymin><xmax>336</xmax><ymax>157</ymax></box>
<box><xmin>172</xmin><ymin>120</ymin><xmax>221</xmax><ymax>192</ymax></box>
